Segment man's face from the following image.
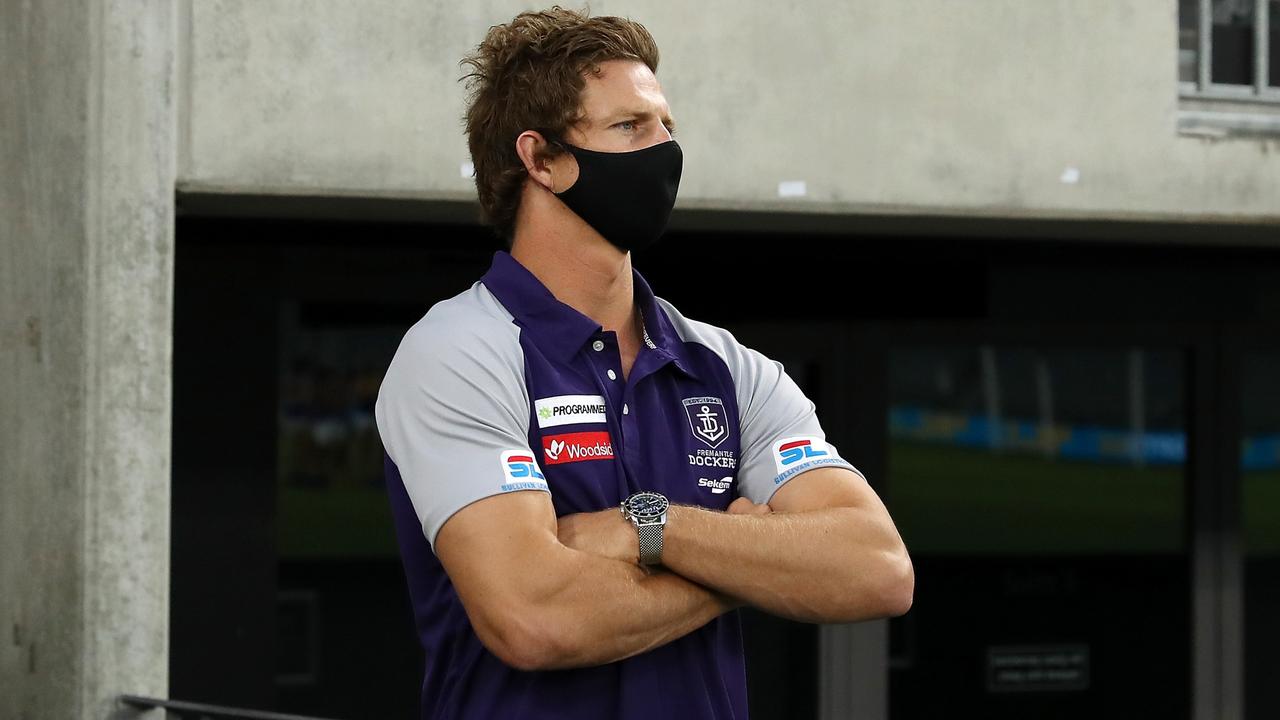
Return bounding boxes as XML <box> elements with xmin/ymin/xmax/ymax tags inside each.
<box><xmin>551</xmin><ymin>59</ymin><xmax>675</xmax><ymax>176</ymax></box>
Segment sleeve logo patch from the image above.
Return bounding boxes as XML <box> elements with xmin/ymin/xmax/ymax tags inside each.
<box><xmin>773</xmin><ymin>436</ymin><xmax>830</xmax><ymax>474</ymax></box>
<box><xmin>534</xmin><ymin>395</ymin><xmax>608</xmax><ymax>428</ymax></box>
<box><xmin>500</xmin><ymin>450</ymin><xmax>548</xmax><ymax>492</ymax></box>
<box><xmin>541</xmin><ymin>431</ymin><xmax>614</xmax><ymax>465</ymax></box>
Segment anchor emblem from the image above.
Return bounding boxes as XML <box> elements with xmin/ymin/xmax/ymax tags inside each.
<box><xmin>683</xmin><ymin>396</ymin><xmax>730</xmax><ymax>449</ymax></box>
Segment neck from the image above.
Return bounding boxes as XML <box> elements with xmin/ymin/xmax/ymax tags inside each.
<box><xmin>510</xmin><ymin>183</ymin><xmax>639</xmax><ymax>340</ymax></box>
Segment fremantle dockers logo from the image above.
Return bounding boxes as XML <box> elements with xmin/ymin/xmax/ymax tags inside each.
<box><xmin>683</xmin><ymin>396</ymin><xmax>729</xmax><ymax>449</ymax></box>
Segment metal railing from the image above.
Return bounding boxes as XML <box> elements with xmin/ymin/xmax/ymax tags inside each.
<box><xmin>117</xmin><ymin>695</ymin><xmax>342</xmax><ymax>720</ymax></box>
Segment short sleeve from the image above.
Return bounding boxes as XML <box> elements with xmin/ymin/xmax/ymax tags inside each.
<box><xmin>375</xmin><ymin>305</ymin><xmax>547</xmax><ymax>551</ymax></box>
<box><xmin>730</xmin><ymin>347</ymin><xmax>861</xmax><ymax>504</ymax></box>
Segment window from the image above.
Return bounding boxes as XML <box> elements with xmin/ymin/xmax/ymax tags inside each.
<box><xmin>1180</xmin><ymin>0</ymin><xmax>1280</xmax><ymax>101</ymax></box>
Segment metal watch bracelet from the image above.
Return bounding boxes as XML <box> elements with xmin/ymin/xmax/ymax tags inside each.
<box><xmin>636</xmin><ymin>521</ymin><xmax>664</xmax><ymax>566</ymax></box>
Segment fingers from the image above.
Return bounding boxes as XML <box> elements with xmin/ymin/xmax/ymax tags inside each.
<box><xmin>727</xmin><ymin>497</ymin><xmax>772</xmax><ymax>515</ymax></box>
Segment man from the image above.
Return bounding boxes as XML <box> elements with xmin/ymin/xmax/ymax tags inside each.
<box><xmin>375</xmin><ymin>8</ymin><xmax>913</xmax><ymax>719</ymax></box>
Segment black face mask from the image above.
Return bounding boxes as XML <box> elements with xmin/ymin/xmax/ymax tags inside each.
<box><xmin>553</xmin><ymin>140</ymin><xmax>683</xmax><ymax>253</ymax></box>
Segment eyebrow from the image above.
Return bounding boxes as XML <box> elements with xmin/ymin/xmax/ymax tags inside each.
<box><xmin>601</xmin><ymin>108</ymin><xmax>677</xmax><ymax>131</ymax></box>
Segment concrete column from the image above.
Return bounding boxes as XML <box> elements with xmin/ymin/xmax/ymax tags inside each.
<box><xmin>820</xmin><ymin>622</ymin><xmax>888</xmax><ymax>720</ymax></box>
<box><xmin>1</xmin><ymin>2</ymin><xmax>175</xmax><ymax>718</ymax></box>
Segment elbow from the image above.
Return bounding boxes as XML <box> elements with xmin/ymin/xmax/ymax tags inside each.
<box><xmin>879</xmin><ymin>546</ymin><xmax>914</xmax><ymax>618</ymax></box>
<box><xmin>825</xmin><ymin>545</ymin><xmax>914</xmax><ymax>623</ymax></box>
<box><xmin>835</xmin><ymin>545</ymin><xmax>912</xmax><ymax>622</ymax></box>
<box><xmin>486</xmin><ymin>632</ymin><xmax>555</xmax><ymax>673</ymax></box>
<box><xmin>478</xmin><ymin>609</ymin><xmax>579</xmax><ymax>672</ymax></box>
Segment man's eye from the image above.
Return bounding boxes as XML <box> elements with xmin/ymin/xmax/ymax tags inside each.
<box><xmin>615</xmin><ymin>120</ymin><xmax>637</xmax><ymax>132</ymax></box>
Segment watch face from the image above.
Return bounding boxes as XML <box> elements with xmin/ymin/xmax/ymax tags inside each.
<box><xmin>627</xmin><ymin>492</ymin><xmax>668</xmax><ymax>518</ymax></box>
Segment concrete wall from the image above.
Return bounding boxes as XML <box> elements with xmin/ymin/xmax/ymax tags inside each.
<box><xmin>180</xmin><ymin>0</ymin><xmax>1280</xmax><ymax>227</ymax></box>
<box><xmin>0</xmin><ymin>1</ymin><xmax>175</xmax><ymax>718</ymax></box>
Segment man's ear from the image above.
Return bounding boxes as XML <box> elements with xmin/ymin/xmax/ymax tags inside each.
<box><xmin>515</xmin><ymin>131</ymin><xmax>555</xmax><ymax>191</ymax></box>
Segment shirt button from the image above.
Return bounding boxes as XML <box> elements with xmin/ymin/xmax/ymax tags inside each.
<box><xmin>592</xmin><ymin>340</ymin><xmax>605</xmax><ymax>352</ymax></box>
<box><xmin>607</xmin><ymin>369</ymin><xmax>617</xmax><ymax>381</ymax></box>
<box><xmin>623</xmin><ymin>403</ymin><xmax>630</xmax><ymax>415</ymax></box>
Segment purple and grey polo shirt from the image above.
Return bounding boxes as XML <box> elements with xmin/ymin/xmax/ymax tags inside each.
<box><xmin>375</xmin><ymin>251</ymin><xmax>857</xmax><ymax>720</ymax></box>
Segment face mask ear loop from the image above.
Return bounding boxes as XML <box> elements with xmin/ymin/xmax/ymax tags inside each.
<box><xmin>531</xmin><ymin>128</ymin><xmax>569</xmax><ymax>154</ymax></box>
<box><xmin>527</xmin><ymin>129</ymin><xmax>570</xmax><ymax>195</ymax></box>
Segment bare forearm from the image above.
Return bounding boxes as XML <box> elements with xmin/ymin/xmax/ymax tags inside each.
<box><xmin>518</xmin><ymin>546</ymin><xmax>736</xmax><ymax>669</ymax></box>
<box><xmin>661</xmin><ymin>504</ymin><xmax>912</xmax><ymax>623</ymax></box>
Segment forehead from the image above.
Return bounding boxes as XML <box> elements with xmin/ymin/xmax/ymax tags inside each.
<box><xmin>577</xmin><ymin>59</ymin><xmax>670</xmax><ymax>123</ymax></box>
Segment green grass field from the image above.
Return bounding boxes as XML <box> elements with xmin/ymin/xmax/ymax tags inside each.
<box><xmin>1245</xmin><ymin>470</ymin><xmax>1280</xmax><ymax>555</ymax></box>
<box><xmin>889</xmin><ymin>441</ymin><xmax>1280</xmax><ymax>556</ymax></box>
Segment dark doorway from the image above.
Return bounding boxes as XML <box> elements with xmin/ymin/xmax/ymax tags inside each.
<box><xmin>171</xmin><ymin>214</ymin><xmax>1280</xmax><ymax>719</ymax></box>
<box><xmin>170</xmin><ymin>219</ymin><xmax>495</xmax><ymax>718</ymax></box>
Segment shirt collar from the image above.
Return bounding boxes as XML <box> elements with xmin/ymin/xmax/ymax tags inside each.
<box><xmin>480</xmin><ymin>251</ymin><xmax>698</xmax><ymax>378</ymax></box>
<box><xmin>630</xmin><ymin>266</ymin><xmax>699</xmax><ymax>378</ymax></box>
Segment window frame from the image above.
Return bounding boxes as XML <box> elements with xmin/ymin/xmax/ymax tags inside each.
<box><xmin>1180</xmin><ymin>0</ymin><xmax>1280</xmax><ymax>104</ymax></box>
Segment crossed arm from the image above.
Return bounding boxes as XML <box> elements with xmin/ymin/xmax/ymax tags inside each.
<box><xmin>435</xmin><ymin>465</ymin><xmax>914</xmax><ymax>671</ymax></box>
<box><xmin>659</xmin><ymin>468</ymin><xmax>912</xmax><ymax>622</ymax></box>
<box><xmin>435</xmin><ymin>490</ymin><xmax>736</xmax><ymax>671</ymax></box>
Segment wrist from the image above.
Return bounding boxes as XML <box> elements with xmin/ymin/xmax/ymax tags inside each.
<box><xmin>618</xmin><ymin>510</ymin><xmax>640</xmax><ymax>565</ymax></box>
<box><xmin>621</xmin><ymin>491</ymin><xmax>669</xmax><ymax>566</ymax></box>
<box><xmin>661</xmin><ymin>504</ymin><xmax>691</xmax><ymax>557</ymax></box>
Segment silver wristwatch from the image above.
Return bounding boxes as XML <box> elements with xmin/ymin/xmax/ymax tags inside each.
<box><xmin>620</xmin><ymin>491</ymin><xmax>669</xmax><ymax>566</ymax></box>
